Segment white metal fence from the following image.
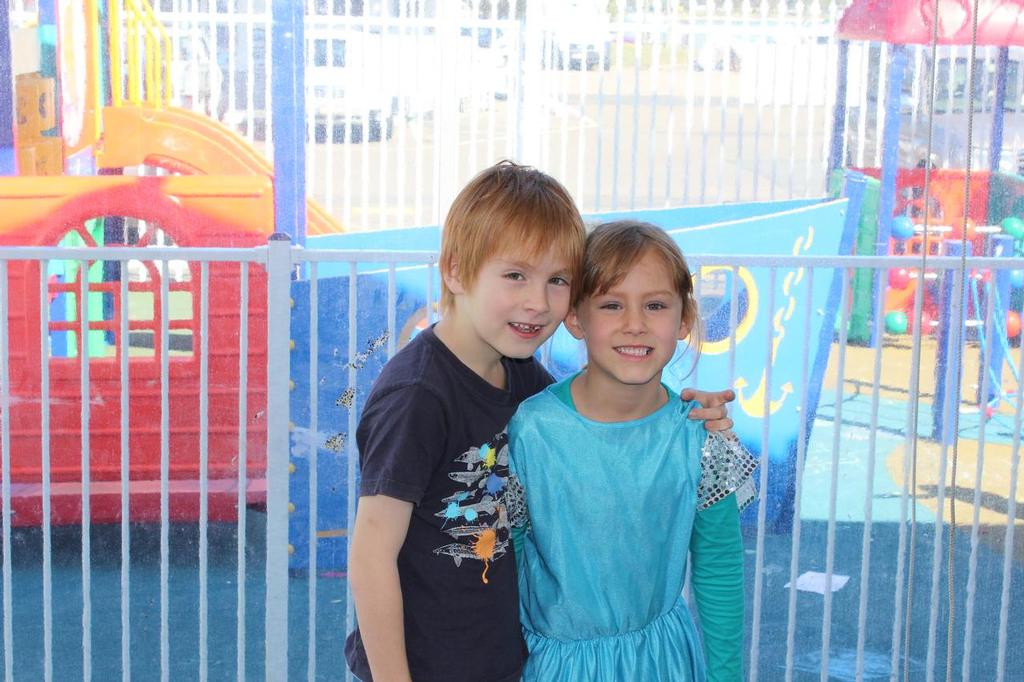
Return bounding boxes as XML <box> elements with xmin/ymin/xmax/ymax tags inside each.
<box><xmin>0</xmin><ymin>242</ymin><xmax>1021</xmax><ymax>680</ymax></box>
<box><xmin>138</xmin><ymin>1</ymin><xmax>1024</xmax><ymax>233</ymax></box>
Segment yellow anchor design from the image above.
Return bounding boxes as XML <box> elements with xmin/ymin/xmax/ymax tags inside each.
<box><xmin>731</xmin><ymin>227</ymin><xmax>814</xmax><ymax>417</ymax></box>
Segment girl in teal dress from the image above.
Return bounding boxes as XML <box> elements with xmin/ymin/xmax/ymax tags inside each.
<box><xmin>505</xmin><ymin>221</ymin><xmax>757</xmax><ymax>681</ymax></box>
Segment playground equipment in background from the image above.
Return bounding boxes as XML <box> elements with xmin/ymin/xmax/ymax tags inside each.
<box><xmin>96</xmin><ymin>105</ymin><xmax>341</xmax><ymax>235</ymax></box>
<box><xmin>831</xmin><ymin>1</ymin><xmax>1024</xmax><ymax>359</ymax></box>
<box><xmin>851</xmin><ymin>167</ymin><xmax>1024</xmax><ymax>444</ymax></box>
<box><xmin>883</xmin><ymin>214</ymin><xmax>1023</xmax><ymax>342</ymax></box>
<box><xmin>0</xmin><ymin>0</ymin><xmax>344</xmax><ymax>526</ymax></box>
<box><xmin>0</xmin><ymin>175</ymin><xmax>273</xmax><ymax>525</ymax></box>
<box><xmin>874</xmin><ymin>170</ymin><xmax>1024</xmax><ymax>342</ymax></box>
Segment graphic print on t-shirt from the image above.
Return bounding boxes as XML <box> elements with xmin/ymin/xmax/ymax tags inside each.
<box><xmin>433</xmin><ymin>429</ymin><xmax>512</xmax><ymax>583</ymax></box>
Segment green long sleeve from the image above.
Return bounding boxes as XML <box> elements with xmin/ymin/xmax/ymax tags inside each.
<box><xmin>689</xmin><ymin>491</ymin><xmax>744</xmax><ymax>682</ymax></box>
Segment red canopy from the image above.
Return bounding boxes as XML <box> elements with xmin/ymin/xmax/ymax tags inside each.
<box><xmin>837</xmin><ymin>0</ymin><xmax>1024</xmax><ymax>46</ymax></box>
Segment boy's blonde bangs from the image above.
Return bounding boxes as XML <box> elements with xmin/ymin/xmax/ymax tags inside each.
<box><xmin>440</xmin><ymin>161</ymin><xmax>585</xmax><ymax>310</ymax></box>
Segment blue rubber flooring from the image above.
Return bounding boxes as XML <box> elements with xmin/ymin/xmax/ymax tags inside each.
<box><xmin>1</xmin><ymin>401</ymin><xmax>1021</xmax><ymax>679</ymax></box>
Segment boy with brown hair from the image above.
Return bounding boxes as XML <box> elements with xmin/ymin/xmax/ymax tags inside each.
<box><xmin>345</xmin><ymin>160</ymin><xmax>734</xmax><ymax>682</ymax></box>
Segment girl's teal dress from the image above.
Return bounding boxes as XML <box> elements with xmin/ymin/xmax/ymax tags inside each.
<box><xmin>505</xmin><ymin>376</ymin><xmax>757</xmax><ymax>682</ymax></box>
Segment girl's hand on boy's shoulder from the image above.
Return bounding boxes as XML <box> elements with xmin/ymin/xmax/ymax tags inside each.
<box><xmin>680</xmin><ymin>388</ymin><xmax>735</xmax><ymax>432</ymax></box>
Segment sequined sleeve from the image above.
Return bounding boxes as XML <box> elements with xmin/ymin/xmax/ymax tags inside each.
<box><xmin>696</xmin><ymin>430</ymin><xmax>758</xmax><ymax>513</ymax></box>
<box><xmin>504</xmin><ymin>474</ymin><xmax>530</xmax><ymax>531</ymax></box>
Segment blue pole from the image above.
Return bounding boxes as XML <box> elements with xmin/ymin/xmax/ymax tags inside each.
<box><xmin>990</xmin><ymin>46</ymin><xmax>1009</xmax><ymax>173</ymax></box>
<box><xmin>271</xmin><ymin>0</ymin><xmax>306</xmax><ymax>246</ymax></box>
<box><xmin>933</xmin><ymin>240</ymin><xmax>969</xmax><ymax>445</ymax></box>
<box><xmin>0</xmin><ymin>1</ymin><xmax>14</xmax><ymax>176</ymax></box>
<box><xmin>873</xmin><ymin>44</ymin><xmax>908</xmax><ymax>347</ymax></box>
<box><xmin>981</xmin><ymin>235</ymin><xmax>1013</xmax><ymax>405</ymax></box>
<box><xmin>826</xmin><ymin>40</ymin><xmax>850</xmax><ymax>185</ymax></box>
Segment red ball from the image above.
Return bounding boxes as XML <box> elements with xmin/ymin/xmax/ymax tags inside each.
<box><xmin>888</xmin><ymin>268</ymin><xmax>911</xmax><ymax>290</ymax></box>
<box><xmin>1007</xmin><ymin>311</ymin><xmax>1022</xmax><ymax>339</ymax></box>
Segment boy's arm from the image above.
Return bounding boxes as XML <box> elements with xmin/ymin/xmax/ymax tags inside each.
<box><xmin>349</xmin><ymin>495</ymin><xmax>415</xmax><ymax>682</ymax></box>
<box><xmin>689</xmin><ymin>492</ymin><xmax>744</xmax><ymax>682</ymax></box>
<box><xmin>681</xmin><ymin>388</ymin><xmax>735</xmax><ymax>431</ymax></box>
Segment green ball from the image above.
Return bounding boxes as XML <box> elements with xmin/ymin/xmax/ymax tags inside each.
<box><xmin>1001</xmin><ymin>216</ymin><xmax>1024</xmax><ymax>239</ymax></box>
<box><xmin>885</xmin><ymin>310</ymin><xmax>909</xmax><ymax>335</ymax></box>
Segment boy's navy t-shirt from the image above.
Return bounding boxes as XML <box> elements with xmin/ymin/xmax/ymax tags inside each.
<box><xmin>344</xmin><ymin>325</ymin><xmax>553</xmax><ymax>682</ymax></box>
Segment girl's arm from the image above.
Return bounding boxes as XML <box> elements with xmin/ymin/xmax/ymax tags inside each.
<box><xmin>690</xmin><ymin>430</ymin><xmax>757</xmax><ymax>681</ymax></box>
<box><xmin>690</xmin><ymin>492</ymin><xmax>744</xmax><ymax>682</ymax></box>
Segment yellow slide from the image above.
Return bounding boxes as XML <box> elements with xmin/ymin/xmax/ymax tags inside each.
<box><xmin>96</xmin><ymin>105</ymin><xmax>343</xmax><ymax>235</ymax></box>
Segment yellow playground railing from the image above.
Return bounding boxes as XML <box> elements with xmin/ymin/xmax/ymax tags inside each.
<box><xmin>109</xmin><ymin>0</ymin><xmax>172</xmax><ymax>108</ymax></box>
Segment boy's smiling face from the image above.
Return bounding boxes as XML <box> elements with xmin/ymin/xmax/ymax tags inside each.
<box><xmin>444</xmin><ymin>248</ymin><xmax>573</xmax><ymax>369</ymax></box>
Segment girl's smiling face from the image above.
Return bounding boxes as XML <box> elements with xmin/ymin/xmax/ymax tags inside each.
<box><xmin>565</xmin><ymin>249</ymin><xmax>689</xmax><ymax>394</ymax></box>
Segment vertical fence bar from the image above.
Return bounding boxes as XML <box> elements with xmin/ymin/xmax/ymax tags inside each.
<box><xmin>38</xmin><ymin>261</ymin><xmax>53</xmax><ymax>682</ymax></box>
<box><xmin>748</xmin><ymin>267</ymin><xmax>777</xmax><ymax>682</ymax></box>
<box><xmin>387</xmin><ymin>264</ymin><xmax>397</xmax><ymax>359</ymax></box>
<box><xmin>359</xmin><ymin>8</ymin><xmax>372</xmax><ymax>230</ymax></box>
<box><xmin>994</xmin><ymin>306</ymin><xmax>1023</xmax><ymax>682</ymax></box>
<box><xmin>265</xmin><ymin>236</ymin><xmax>292</xmax><ymax>681</ymax></box>
<box><xmin>727</xmin><ymin>265</ymin><xmax>739</xmax><ymax>388</ymax></box>
<box><xmin>820</xmin><ymin>271</ymin><xmax>851</xmax><ymax>682</ymax></box>
<box><xmin>682</xmin><ymin>16</ymin><xmax>694</xmax><ymax>204</ymax></box>
<box><xmin>927</xmin><ymin>266</ymin><xmax>963</xmax><ymax>681</ymax></box>
<box><xmin>159</xmin><ymin>257</ymin><xmax>170</xmax><ymax>682</ymax></box>
<box><xmin>0</xmin><ymin>260</ymin><xmax>12</xmax><ymax>682</ymax></box>
<box><xmin>783</xmin><ymin>267</ymin><xmax>815</xmax><ymax>682</ymax></box>
<box><xmin>345</xmin><ymin>261</ymin><xmax>359</xmax><ymax>682</ymax></box>
<box><xmin>649</xmin><ymin>17</ymin><xmax>666</xmax><ymax>206</ymax></box>
<box><xmin>118</xmin><ymin>259</ymin><xmax>130</xmax><ymax>682</ymax></box>
<box><xmin>854</xmin><ymin>263</ymin><xmax>887</xmax><ymax>679</ymax></box>
<box><xmin>199</xmin><ymin>261</ymin><xmax>210</xmax><ymax>682</ymax></box>
<box><xmin>396</xmin><ymin>2</ymin><xmax>409</xmax><ymax>227</ymax></box>
<box><xmin>307</xmin><ymin>262</ymin><xmax>319</xmax><ymax>682</ymax></box>
<box><xmin>698</xmin><ymin>17</ymin><xmax>711</xmax><ymax>204</ymax></box>
<box><xmin>750</xmin><ymin>7</ymin><xmax>765</xmax><ymax>199</ymax></box>
<box><xmin>244</xmin><ymin>1</ymin><xmax>256</xmax><ymax>144</ymax></box>
<box><xmin>691</xmin><ymin>260</ymin><xmax>703</xmax><ymax>387</ymax></box>
<box><xmin>606</xmin><ymin>40</ymin><xmax>622</xmax><ymax>209</ymax></box>
<box><xmin>342</xmin><ymin>2</ymin><xmax>354</xmax><ymax>229</ymax></box>
<box><xmin>961</xmin><ymin>270</ymin><xmax>999</xmax><ymax>681</ymax></box>
<box><xmin>575</xmin><ymin>41</ymin><xmax>590</xmax><ymax>206</ymax></box>
<box><xmin>79</xmin><ymin>259</ymin><xmax>93</xmax><ymax>682</ymax></box>
<box><xmin>412</xmin><ymin>11</ymin><xmax>425</xmax><ymax>227</ymax></box>
<box><xmin>626</xmin><ymin>41</ymin><xmax>640</xmax><ymax>210</ymax></box>
<box><xmin>894</xmin><ymin>262</ymin><xmax>928</xmax><ymax>679</ymax></box>
<box><xmin>236</xmin><ymin>261</ymin><xmax>250</xmax><ymax>682</ymax></box>
<box><xmin>378</xmin><ymin>21</ymin><xmax>390</xmax><ymax>232</ymax></box>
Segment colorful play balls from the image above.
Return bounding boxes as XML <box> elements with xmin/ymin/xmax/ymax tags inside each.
<box><xmin>1010</xmin><ymin>269</ymin><xmax>1024</xmax><ymax>290</ymax></box>
<box><xmin>892</xmin><ymin>215</ymin><xmax>915</xmax><ymax>240</ymax></box>
<box><xmin>885</xmin><ymin>310</ymin><xmax>909</xmax><ymax>335</ymax></box>
<box><xmin>1007</xmin><ymin>311</ymin><xmax>1022</xmax><ymax>339</ymax></box>
<box><xmin>1000</xmin><ymin>216</ymin><xmax>1024</xmax><ymax>239</ymax></box>
<box><xmin>888</xmin><ymin>268</ymin><xmax>911</xmax><ymax>289</ymax></box>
